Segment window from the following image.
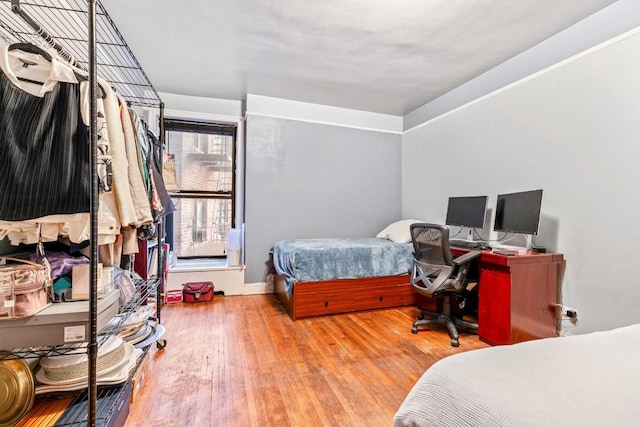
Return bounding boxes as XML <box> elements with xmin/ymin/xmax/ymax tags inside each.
<box><xmin>165</xmin><ymin>119</ymin><xmax>236</xmax><ymax>258</ymax></box>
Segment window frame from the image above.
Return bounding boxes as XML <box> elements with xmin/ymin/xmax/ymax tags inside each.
<box><xmin>164</xmin><ymin>118</ymin><xmax>237</xmax><ymax>259</ymax></box>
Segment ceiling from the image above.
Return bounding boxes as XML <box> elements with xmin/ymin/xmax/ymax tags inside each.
<box><xmin>102</xmin><ymin>0</ymin><xmax>618</xmax><ymax>116</ymax></box>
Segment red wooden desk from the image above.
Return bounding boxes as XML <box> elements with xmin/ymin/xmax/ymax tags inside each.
<box><xmin>418</xmin><ymin>248</ymin><xmax>563</xmax><ymax>345</ymax></box>
<box><xmin>475</xmin><ymin>250</ymin><xmax>563</xmax><ymax>345</ymax></box>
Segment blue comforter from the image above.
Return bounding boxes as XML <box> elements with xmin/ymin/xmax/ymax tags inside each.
<box><xmin>272</xmin><ymin>238</ymin><xmax>414</xmax><ymax>298</ymax></box>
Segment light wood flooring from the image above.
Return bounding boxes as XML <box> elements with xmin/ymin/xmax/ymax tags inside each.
<box><xmin>124</xmin><ymin>295</ymin><xmax>488</xmax><ymax>427</ymax></box>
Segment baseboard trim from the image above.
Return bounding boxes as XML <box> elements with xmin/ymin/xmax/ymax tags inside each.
<box><xmin>167</xmin><ymin>268</ymin><xmax>245</xmax><ymax>295</ymax></box>
<box><xmin>243</xmin><ymin>281</ymin><xmax>274</xmax><ymax>295</ymax></box>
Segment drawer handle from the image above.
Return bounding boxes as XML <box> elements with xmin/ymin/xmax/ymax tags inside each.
<box><xmin>379</xmin><ymin>295</ymin><xmax>383</xmax><ymax>302</ymax></box>
<box><xmin>324</xmin><ymin>300</ymin><xmax>329</xmax><ymax>308</ymax></box>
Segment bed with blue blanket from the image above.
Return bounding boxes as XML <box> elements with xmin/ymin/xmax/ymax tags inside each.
<box><xmin>272</xmin><ymin>237</ymin><xmax>416</xmax><ymax>320</ymax></box>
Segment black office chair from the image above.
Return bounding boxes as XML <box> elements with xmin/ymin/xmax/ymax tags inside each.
<box><xmin>409</xmin><ymin>223</ymin><xmax>481</xmax><ymax>347</ymax></box>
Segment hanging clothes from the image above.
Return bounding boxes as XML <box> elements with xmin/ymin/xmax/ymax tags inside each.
<box><xmin>0</xmin><ymin>44</ymin><xmax>90</xmax><ymax>220</ymax></box>
<box><xmin>128</xmin><ymin>108</ymin><xmax>151</xmax><ymax>198</ymax></box>
<box><xmin>0</xmin><ymin>45</ymin><xmax>120</xmax><ymax>245</ymax></box>
<box><xmin>129</xmin><ymin>108</ymin><xmax>163</xmax><ymax>218</ymax></box>
<box><xmin>117</xmin><ymin>93</ymin><xmax>152</xmax><ymax>227</ymax></box>
<box><xmin>100</xmin><ymin>79</ymin><xmax>139</xmax><ymax>229</ymax></box>
<box><xmin>0</xmin><ymin>88</ymin><xmax>123</xmax><ymax>246</ymax></box>
<box><xmin>146</xmin><ymin>128</ymin><xmax>176</xmax><ymax>217</ymax></box>
<box><xmin>79</xmin><ymin>76</ymin><xmax>112</xmax><ymax>193</ymax></box>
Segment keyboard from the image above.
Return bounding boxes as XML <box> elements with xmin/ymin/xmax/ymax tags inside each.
<box><xmin>449</xmin><ymin>239</ymin><xmax>484</xmax><ymax>249</ymax></box>
<box><xmin>491</xmin><ymin>244</ymin><xmax>527</xmax><ymax>255</ymax></box>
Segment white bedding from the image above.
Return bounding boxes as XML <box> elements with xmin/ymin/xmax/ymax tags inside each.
<box><xmin>394</xmin><ymin>324</ymin><xmax>640</xmax><ymax>427</ymax></box>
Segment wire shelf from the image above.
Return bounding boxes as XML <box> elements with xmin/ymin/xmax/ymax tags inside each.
<box><xmin>0</xmin><ymin>0</ymin><xmax>161</xmax><ymax>107</ymax></box>
<box><xmin>98</xmin><ymin>278</ymin><xmax>161</xmax><ymax>336</ymax></box>
<box><xmin>53</xmin><ymin>345</ymin><xmax>151</xmax><ymax>426</ymax></box>
<box><xmin>0</xmin><ymin>278</ymin><xmax>161</xmax><ymax>360</ymax></box>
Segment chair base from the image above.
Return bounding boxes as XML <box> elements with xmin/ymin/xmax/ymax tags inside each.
<box><xmin>411</xmin><ymin>309</ymin><xmax>478</xmax><ymax>347</ymax></box>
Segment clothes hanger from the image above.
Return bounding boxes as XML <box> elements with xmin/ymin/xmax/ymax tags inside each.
<box><xmin>7</xmin><ymin>42</ymin><xmax>52</xmax><ymax>85</ymax></box>
<box><xmin>8</xmin><ymin>42</ymin><xmax>52</xmax><ymax>62</ymax></box>
<box><xmin>7</xmin><ymin>42</ymin><xmax>107</xmax><ymax>97</ymax></box>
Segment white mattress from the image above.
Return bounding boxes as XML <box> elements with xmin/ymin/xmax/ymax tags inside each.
<box><xmin>394</xmin><ymin>324</ymin><xmax>640</xmax><ymax>426</ymax></box>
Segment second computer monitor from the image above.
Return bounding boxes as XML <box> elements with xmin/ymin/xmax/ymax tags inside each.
<box><xmin>445</xmin><ymin>195</ymin><xmax>488</xmax><ymax>229</ymax></box>
<box><xmin>493</xmin><ymin>189</ymin><xmax>543</xmax><ymax>235</ymax></box>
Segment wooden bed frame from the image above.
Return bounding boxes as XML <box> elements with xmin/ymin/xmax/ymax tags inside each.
<box><xmin>275</xmin><ymin>273</ymin><xmax>415</xmax><ymax>320</ymax></box>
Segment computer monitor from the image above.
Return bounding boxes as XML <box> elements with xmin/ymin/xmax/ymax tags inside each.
<box><xmin>493</xmin><ymin>189</ymin><xmax>543</xmax><ymax>235</ymax></box>
<box><xmin>445</xmin><ymin>196</ymin><xmax>488</xmax><ymax>229</ymax></box>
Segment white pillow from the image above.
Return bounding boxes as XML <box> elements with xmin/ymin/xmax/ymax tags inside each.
<box><xmin>376</xmin><ymin>219</ymin><xmax>424</xmax><ymax>243</ymax></box>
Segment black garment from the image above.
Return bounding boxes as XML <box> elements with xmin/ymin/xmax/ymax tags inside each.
<box><xmin>0</xmin><ymin>71</ymin><xmax>90</xmax><ymax>220</ymax></box>
<box><xmin>147</xmin><ymin>128</ymin><xmax>175</xmax><ymax>217</ymax></box>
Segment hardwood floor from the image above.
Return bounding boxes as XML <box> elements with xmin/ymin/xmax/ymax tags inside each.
<box><xmin>125</xmin><ymin>295</ymin><xmax>488</xmax><ymax>427</ymax></box>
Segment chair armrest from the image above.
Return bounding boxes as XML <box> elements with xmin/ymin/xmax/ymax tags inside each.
<box><xmin>411</xmin><ymin>257</ymin><xmax>453</xmax><ymax>294</ymax></box>
<box><xmin>452</xmin><ymin>250</ymin><xmax>481</xmax><ymax>266</ymax></box>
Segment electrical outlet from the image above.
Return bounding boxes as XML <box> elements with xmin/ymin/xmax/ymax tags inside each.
<box><xmin>555</xmin><ymin>304</ymin><xmax>579</xmax><ymax>322</ymax></box>
<box><xmin>561</xmin><ymin>306</ymin><xmax>578</xmax><ymax>319</ymax></box>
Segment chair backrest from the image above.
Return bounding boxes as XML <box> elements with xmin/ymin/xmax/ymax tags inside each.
<box><xmin>410</xmin><ymin>223</ymin><xmax>453</xmax><ymax>267</ymax></box>
<box><xmin>409</xmin><ymin>223</ymin><xmax>457</xmax><ymax>296</ymax></box>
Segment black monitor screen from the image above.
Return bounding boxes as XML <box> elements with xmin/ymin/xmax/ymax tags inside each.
<box><xmin>445</xmin><ymin>196</ymin><xmax>487</xmax><ymax>228</ymax></box>
<box><xmin>493</xmin><ymin>189</ymin><xmax>543</xmax><ymax>235</ymax></box>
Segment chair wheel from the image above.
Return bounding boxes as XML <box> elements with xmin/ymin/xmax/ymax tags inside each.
<box><xmin>451</xmin><ymin>339</ymin><xmax>459</xmax><ymax>347</ymax></box>
<box><xmin>411</xmin><ymin>326</ymin><xmax>418</xmax><ymax>334</ymax></box>
<box><xmin>417</xmin><ymin>313</ymin><xmax>424</xmax><ymax>320</ymax></box>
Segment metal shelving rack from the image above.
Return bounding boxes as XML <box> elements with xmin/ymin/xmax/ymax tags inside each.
<box><xmin>0</xmin><ymin>1</ymin><xmax>165</xmax><ymax>425</ymax></box>
<box><xmin>0</xmin><ymin>0</ymin><xmax>162</xmax><ymax>107</ymax></box>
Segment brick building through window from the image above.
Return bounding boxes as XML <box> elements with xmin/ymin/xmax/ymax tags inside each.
<box><xmin>165</xmin><ymin>119</ymin><xmax>236</xmax><ymax>258</ymax></box>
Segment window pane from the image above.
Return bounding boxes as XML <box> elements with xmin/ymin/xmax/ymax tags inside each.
<box><xmin>167</xmin><ymin>131</ymin><xmax>233</xmax><ymax>193</ymax></box>
<box><xmin>171</xmin><ymin>197</ymin><xmax>232</xmax><ymax>257</ymax></box>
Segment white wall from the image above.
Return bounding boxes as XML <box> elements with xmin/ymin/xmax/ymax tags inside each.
<box><xmin>404</xmin><ymin>0</ymin><xmax>640</xmax><ymax>129</ymax></box>
<box><xmin>402</xmin><ymin>27</ymin><xmax>640</xmax><ymax>336</ymax></box>
<box><xmin>244</xmin><ymin>95</ymin><xmax>403</xmax><ymax>284</ymax></box>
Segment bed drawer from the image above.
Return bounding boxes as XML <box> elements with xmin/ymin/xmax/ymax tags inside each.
<box><xmin>294</xmin><ymin>284</ymin><xmax>415</xmax><ymax>318</ymax></box>
<box><xmin>295</xmin><ymin>275</ymin><xmax>411</xmax><ymax>294</ymax></box>
<box><xmin>276</xmin><ymin>274</ymin><xmax>415</xmax><ymax>320</ymax></box>
<box><xmin>352</xmin><ymin>285</ymin><xmax>415</xmax><ymax>309</ymax></box>
<box><xmin>296</xmin><ymin>290</ymin><xmax>356</xmax><ymax>318</ymax></box>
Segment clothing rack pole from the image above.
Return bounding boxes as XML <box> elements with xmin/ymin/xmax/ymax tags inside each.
<box><xmin>9</xmin><ymin>0</ymin><xmax>83</xmax><ymax>69</ymax></box>
<box><xmin>157</xmin><ymin>102</ymin><xmax>165</xmax><ymax>325</ymax></box>
<box><xmin>87</xmin><ymin>0</ymin><xmax>99</xmax><ymax>425</ymax></box>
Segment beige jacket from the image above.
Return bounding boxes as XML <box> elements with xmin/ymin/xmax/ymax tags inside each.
<box><xmin>101</xmin><ymin>80</ymin><xmax>139</xmax><ymax>229</ymax></box>
<box><xmin>117</xmin><ymin>93</ymin><xmax>153</xmax><ymax>227</ymax></box>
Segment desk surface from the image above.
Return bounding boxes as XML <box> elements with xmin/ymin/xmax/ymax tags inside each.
<box><xmin>450</xmin><ymin>246</ymin><xmax>564</xmax><ymax>267</ymax></box>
